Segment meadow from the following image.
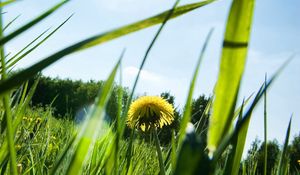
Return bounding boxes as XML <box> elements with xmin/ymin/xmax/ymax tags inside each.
<box><xmin>0</xmin><ymin>0</ymin><xmax>299</xmax><ymax>174</ymax></box>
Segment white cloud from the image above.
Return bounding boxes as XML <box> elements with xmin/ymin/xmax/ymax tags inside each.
<box><xmin>124</xmin><ymin>66</ymin><xmax>163</xmax><ymax>83</ymax></box>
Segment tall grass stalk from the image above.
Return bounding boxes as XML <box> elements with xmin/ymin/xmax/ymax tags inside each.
<box><xmin>277</xmin><ymin>116</ymin><xmax>292</xmax><ymax>175</ymax></box>
<box><xmin>0</xmin><ymin>4</ymin><xmax>17</xmax><ymax>174</ymax></box>
<box><xmin>207</xmin><ymin>0</ymin><xmax>255</xmax><ymax>155</ymax></box>
<box><xmin>153</xmin><ymin>129</ymin><xmax>165</xmax><ymax>175</ymax></box>
<box><xmin>264</xmin><ymin>74</ymin><xmax>268</xmax><ymax>175</ymax></box>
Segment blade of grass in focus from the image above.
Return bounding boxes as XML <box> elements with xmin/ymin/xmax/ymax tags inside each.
<box><xmin>207</xmin><ymin>0</ymin><xmax>255</xmax><ymax>154</ymax></box>
<box><xmin>0</xmin><ymin>0</ymin><xmax>216</xmax><ymax>95</ymax></box>
<box><xmin>212</xmin><ymin>57</ymin><xmax>293</xmax><ymax>163</ymax></box>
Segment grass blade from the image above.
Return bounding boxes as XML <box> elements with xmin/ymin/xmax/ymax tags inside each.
<box><xmin>0</xmin><ymin>4</ymin><xmax>17</xmax><ymax>174</ymax></box>
<box><xmin>12</xmin><ymin>76</ymin><xmax>40</xmax><ymax>132</ymax></box>
<box><xmin>172</xmin><ymin>29</ymin><xmax>213</xmax><ymax>175</ymax></box>
<box><xmin>178</xmin><ymin>29</ymin><xmax>213</xmax><ymax>147</ymax></box>
<box><xmin>3</xmin><ymin>14</ymin><xmax>20</xmax><ymax>32</ymax></box>
<box><xmin>6</xmin><ymin>15</ymin><xmax>72</xmax><ymax>70</ymax></box>
<box><xmin>207</xmin><ymin>0</ymin><xmax>255</xmax><ymax>154</ymax></box>
<box><xmin>3</xmin><ymin>28</ymin><xmax>50</xmax><ymax>69</ymax></box>
<box><xmin>223</xmin><ymin>99</ymin><xmax>249</xmax><ymax>175</ymax></box>
<box><xmin>153</xmin><ymin>129</ymin><xmax>166</xmax><ymax>175</ymax></box>
<box><xmin>264</xmin><ymin>74</ymin><xmax>268</xmax><ymax>175</ymax></box>
<box><xmin>195</xmin><ymin>97</ymin><xmax>212</xmax><ymax>134</ymax></box>
<box><xmin>174</xmin><ymin>124</ymin><xmax>210</xmax><ymax>175</ymax></box>
<box><xmin>0</xmin><ymin>0</ymin><xmax>68</xmax><ymax>46</ymax></box>
<box><xmin>212</xmin><ymin>57</ymin><xmax>293</xmax><ymax>163</ymax></box>
<box><xmin>0</xmin><ymin>0</ymin><xmax>215</xmax><ymax>95</ymax></box>
<box><xmin>49</xmin><ymin>132</ymin><xmax>77</xmax><ymax>175</ymax></box>
<box><xmin>277</xmin><ymin>116</ymin><xmax>292</xmax><ymax>175</ymax></box>
<box><xmin>74</xmin><ymin>0</ymin><xmax>216</xmax><ymax>52</ymax></box>
<box><xmin>122</xmin><ymin>0</ymin><xmax>182</xmax><ymax>171</ymax></box>
<box><xmin>66</xmin><ymin>53</ymin><xmax>122</xmax><ymax>175</ymax></box>
<box><xmin>0</xmin><ymin>0</ymin><xmax>17</xmax><ymax>7</ymax></box>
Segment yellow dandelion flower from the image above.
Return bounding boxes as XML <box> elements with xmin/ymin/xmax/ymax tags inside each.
<box><xmin>298</xmin><ymin>160</ymin><xmax>300</xmax><ymax>165</ymax></box>
<box><xmin>35</xmin><ymin>117</ymin><xmax>42</xmax><ymax>124</ymax></box>
<box><xmin>127</xmin><ymin>96</ymin><xmax>174</xmax><ymax>132</ymax></box>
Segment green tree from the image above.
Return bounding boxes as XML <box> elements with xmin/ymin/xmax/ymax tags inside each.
<box><xmin>191</xmin><ymin>95</ymin><xmax>209</xmax><ymax>124</ymax></box>
<box><xmin>289</xmin><ymin>132</ymin><xmax>300</xmax><ymax>174</ymax></box>
<box><xmin>244</xmin><ymin>138</ymin><xmax>261</xmax><ymax>175</ymax></box>
<box><xmin>158</xmin><ymin>92</ymin><xmax>180</xmax><ymax>145</ymax></box>
<box><xmin>257</xmin><ymin>140</ymin><xmax>280</xmax><ymax>175</ymax></box>
<box><xmin>191</xmin><ymin>95</ymin><xmax>209</xmax><ymax>145</ymax></box>
<box><xmin>29</xmin><ymin>75</ymin><xmax>129</xmax><ymax>122</ymax></box>
<box><xmin>243</xmin><ymin>139</ymin><xmax>280</xmax><ymax>175</ymax></box>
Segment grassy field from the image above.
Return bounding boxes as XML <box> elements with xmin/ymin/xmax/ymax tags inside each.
<box><xmin>0</xmin><ymin>0</ymin><xmax>298</xmax><ymax>174</ymax></box>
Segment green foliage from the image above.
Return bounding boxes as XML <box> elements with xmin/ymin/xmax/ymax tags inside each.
<box><xmin>244</xmin><ymin>139</ymin><xmax>281</xmax><ymax>175</ymax></box>
<box><xmin>258</xmin><ymin>140</ymin><xmax>280</xmax><ymax>175</ymax></box>
<box><xmin>288</xmin><ymin>133</ymin><xmax>300</xmax><ymax>174</ymax></box>
<box><xmin>207</xmin><ymin>0</ymin><xmax>255</xmax><ymax>153</ymax></box>
<box><xmin>191</xmin><ymin>95</ymin><xmax>209</xmax><ymax>124</ymax></box>
<box><xmin>28</xmin><ymin>76</ymin><xmax>129</xmax><ymax>120</ymax></box>
<box><xmin>0</xmin><ymin>0</ymin><xmax>297</xmax><ymax>174</ymax></box>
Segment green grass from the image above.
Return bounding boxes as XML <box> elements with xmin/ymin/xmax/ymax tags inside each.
<box><xmin>0</xmin><ymin>0</ymin><xmax>297</xmax><ymax>174</ymax></box>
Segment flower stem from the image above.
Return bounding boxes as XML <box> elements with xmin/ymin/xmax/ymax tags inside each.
<box><xmin>153</xmin><ymin>129</ymin><xmax>165</xmax><ymax>175</ymax></box>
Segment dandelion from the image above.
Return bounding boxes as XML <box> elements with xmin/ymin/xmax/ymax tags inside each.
<box><xmin>298</xmin><ymin>160</ymin><xmax>300</xmax><ymax>165</ymax></box>
<box><xmin>127</xmin><ymin>96</ymin><xmax>174</xmax><ymax>175</ymax></box>
<box><xmin>36</xmin><ymin>117</ymin><xmax>42</xmax><ymax>124</ymax></box>
<box><xmin>127</xmin><ymin>96</ymin><xmax>174</xmax><ymax>132</ymax></box>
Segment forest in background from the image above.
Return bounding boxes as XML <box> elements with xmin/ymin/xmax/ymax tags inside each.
<box><xmin>26</xmin><ymin>75</ymin><xmax>300</xmax><ymax>174</ymax></box>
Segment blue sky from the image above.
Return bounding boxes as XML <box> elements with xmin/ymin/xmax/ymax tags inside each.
<box><xmin>3</xmin><ymin>0</ymin><xmax>300</xmax><ymax>156</ymax></box>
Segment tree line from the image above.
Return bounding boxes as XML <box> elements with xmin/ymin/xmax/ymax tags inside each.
<box><xmin>28</xmin><ymin>75</ymin><xmax>299</xmax><ymax>174</ymax></box>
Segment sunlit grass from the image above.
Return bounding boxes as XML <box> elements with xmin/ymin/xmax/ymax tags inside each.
<box><xmin>0</xmin><ymin>0</ymin><xmax>297</xmax><ymax>174</ymax></box>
